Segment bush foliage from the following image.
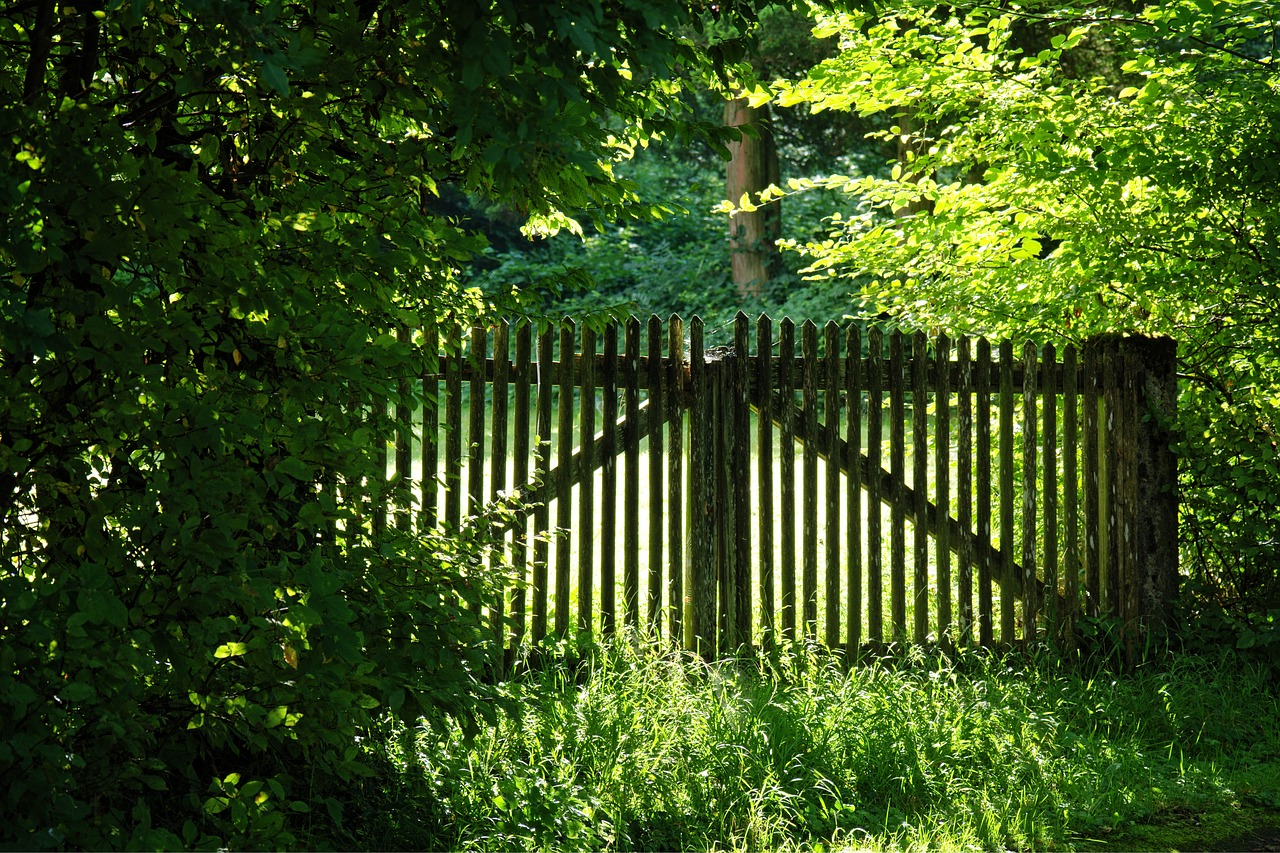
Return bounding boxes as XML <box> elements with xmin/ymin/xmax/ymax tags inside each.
<box><xmin>749</xmin><ymin>0</ymin><xmax>1280</xmax><ymax>633</ymax></box>
<box><xmin>0</xmin><ymin>0</ymin><xmax>774</xmax><ymax>845</ymax></box>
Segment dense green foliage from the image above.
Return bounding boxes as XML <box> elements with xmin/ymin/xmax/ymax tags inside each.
<box><xmin>727</xmin><ymin>0</ymin><xmax>1280</xmax><ymax>644</ymax></box>
<box><xmin>469</xmin><ymin>149</ymin><xmax>867</xmax><ymax>337</ymax></box>
<box><xmin>7</xmin><ymin>0</ymin><xmax>1280</xmax><ymax>847</ymax></box>
<box><xmin>0</xmin><ymin>0</ymin><xmax>776</xmax><ymax>846</ymax></box>
<box><xmin>352</xmin><ymin>641</ymin><xmax>1280</xmax><ymax>851</ymax></box>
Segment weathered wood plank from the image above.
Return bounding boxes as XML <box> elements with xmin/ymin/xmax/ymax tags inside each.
<box><xmin>625</xmin><ymin>317</ymin><xmax>642</xmax><ymax>629</ymax></box>
<box><xmin>956</xmin><ymin>336</ymin><xmax>973</xmax><ymax>644</ymax></box>
<box><xmin>444</xmin><ymin>324</ymin><xmax>463</xmax><ymax>530</ymax></box>
<box><xmin>779</xmin><ymin>318</ymin><xmax>797</xmax><ymax>640</ymax></box>
<box><xmin>1021</xmin><ymin>340</ymin><xmax>1039</xmax><ymax>644</ymax></box>
<box><xmin>912</xmin><ymin>331</ymin><xmax>929</xmax><ymax>645</ymax></box>
<box><xmin>601</xmin><ymin>322</ymin><xmax>619</xmax><ymax>635</ymax></box>
<box><xmin>511</xmin><ymin>322</ymin><xmax>531</xmax><ymax>646</ymax></box>
<box><xmin>935</xmin><ymin>333</ymin><xmax>952</xmax><ymax>642</ymax></box>
<box><xmin>1122</xmin><ymin>341</ymin><xmax>1140</xmax><ymax>666</ymax></box>
<box><xmin>846</xmin><ymin>324</ymin><xmax>863</xmax><ymax>658</ymax></box>
<box><xmin>1042</xmin><ymin>342</ymin><xmax>1059</xmax><ymax>642</ymax></box>
<box><xmin>867</xmin><ymin>327</ymin><xmax>884</xmax><ymax>645</ymax></box>
<box><xmin>757</xmin><ymin>314</ymin><xmax>775</xmax><ymax>645</ymax></box>
<box><xmin>687</xmin><ymin>317</ymin><xmax>715</xmax><ymax>658</ymax></box>
<box><xmin>647</xmin><ymin>315</ymin><xmax>664</xmax><ymax>634</ymax></box>
<box><xmin>578</xmin><ymin>326</ymin><xmax>596</xmax><ymax>635</ymax></box>
<box><xmin>999</xmin><ymin>339</ymin><xmax>1015</xmax><ymax>645</ymax></box>
<box><xmin>1063</xmin><ymin>344</ymin><xmax>1079</xmax><ymax>649</ymax></box>
<box><xmin>733</xmin><ymin>313</ymin><xmax>753</xmax><ymax>648</ymax></box>
<box><xmin>555</xmin><ymin>322</ymin><xmax>575</xmax><ymax>637</ymax></box>
<box><xmin>824</xmin><ymin>321</ymin><xmax>842</xmax><ymax>648</ymax></box>
<box><xmin>436</xmin><ymin>353</ymin><xmax>1078</xmax><ymax>392</ymax></box>
<box><xmin>668</xmin><ymin>315</ymin><xmax>685</xmax><ymax>645</ymax></box>
<box><xmin>716</xmin><ymin>357</ymin><xmax>732</xmax><ymax>651</ymax></box>
<box><xmin>802</xmin><ymin>320</ymin><xmax>819</xmax><ymax>639</ymax></box>
<box><xmin>890</xmin><ymin>330</ymin><xmax>907</xmax><ymax>643</ymax></box>
<box><xmin>468</xmin><ymin>325</ymin><xmax>487</xmax><ymax>520</ymax></box>
<box><xmin>1104</xmin><ymin>339</ymin><xmax>1120</xmax><ymax>617</ymax></box>
<box><xmin>1084</xmin><ymin>340</ymin><xmax>1100</xmax><ymax>617</ymax></box>
<box><xmin>422</xmin><ymin>324</ymin><xmax>439</xmax><ymax>531</ymax></box>
<box><xmin>976</xmin><ymin>338</ymin><xmax>993</xmax><ymax>646</ymax></box>
<box><xmin>489</xmin><ymin>321</ymin><xmax>510</xmax><ymax>655</ymax></box>
<box><xmin>532</xmin><ymin>327</ymin><xmax>553</xmax><ymax>642</ymax></box>
<box><xmin>396</xmin><ymin>326</ymin><xmax>413</xmax><ymax>532</ymax></box>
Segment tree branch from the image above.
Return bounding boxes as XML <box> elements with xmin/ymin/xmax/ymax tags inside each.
<box><xmin>21</xmin><ymin>0</ymin><xmax>55</xmax><ymax>105</ymax></box>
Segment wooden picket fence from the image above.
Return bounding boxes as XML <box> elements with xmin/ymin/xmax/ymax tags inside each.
<box><xmin>378</xmin><ymin>312</ymin><xmax>1177</xmax><ymax>663</ymax></box>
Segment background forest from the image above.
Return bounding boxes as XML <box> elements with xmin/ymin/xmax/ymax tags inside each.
<box><xmin>3</xmin><ymin>0</ymin><xmax>1280</xmax><ymax>850</ymax></box>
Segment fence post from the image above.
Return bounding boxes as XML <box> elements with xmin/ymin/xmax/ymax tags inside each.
<box><xmin>732</xmin><ymin>313</ymin><xmax>753</xmax><ymax>651</ymax></box>
<box><xmin>686</xmin><ymin>318</ymin><xmax>718</xmax><ymax>660</ymax></box>
<box><xmin>1125</xmin><ymin>336</ymin><xmax>1179</xmax><ymax>635</ymax></box>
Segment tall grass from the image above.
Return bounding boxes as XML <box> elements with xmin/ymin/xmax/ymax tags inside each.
<box><xmin>336</xmin><ymin>642</ymin><xmax>1280</xmax><ymax>851</ymax></box>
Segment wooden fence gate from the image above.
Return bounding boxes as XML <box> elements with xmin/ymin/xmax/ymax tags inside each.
<box><xmin>390</xmin><ymin>312</ymin><xmax>1177</xmax><ymax>663</ymax></box>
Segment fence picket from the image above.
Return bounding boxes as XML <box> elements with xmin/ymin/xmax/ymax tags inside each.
<box><xmin>468</xmin><ymin>325</ymin><xmax>487</xmax><ymax>520</ymax></box>
<box><xmin>625</xmin><ymin>318</ymin><xmax>642</xmax><ymax>629</ymax></box>
<box><xmin>490</xmin><ymin>321</ymin><xmax>510</xmax><ymax>655</ymax></box>
<box><xmin>956</xmin><ymin>336</ymin><xmax>973</xmax><ymax>643</ymax></box>
<box><xmin>1022</xmin><ymin>340</ymin><xmax>1039</xmax><ymax>644</ymax></box>
<box><xmin>846</xmin><ymin>324</ymin><xmax>863</xmax><ymax>658</ymax></box>
<box><xmin>890</xmin><ymin>330</ymin><xmax>907</xmax><ymax>642</ymax></box>
<box><xmin>1122</xmin><ymin>341</ymin><xmax>1140</xmax><ymax>665</ymax></box>
<box><xmin>825</xmin><ymin>321</ymin><xmax>842</xmax><ymax>648</ymax></box>
<box><xmin>733</xmin><ymin>313</ymin><xmax>753</xmax><ymax>648</ymax></box>
<box><xmin>999</xmin><ymin>339</ymin><xmax>1015</xmax><ymax>645</ymax></box>
<box><xmin>757</xmin><ymin>315</ymin><xmax>775</xmax><ymax>644</ymax></box>
<box><xmin>422</xmin><ymin>324</ymin><xmax>439</xmax><ymax>530</ymax></box>
<box><xmin>533</xmin><ymin>327</ymin><xmax>553</xmax><ymax>641</ymax></box>
<box><xmin>396</xmin><ymin>326</ymin><xmax>413</xmax><ymax>533</ymax></box>
<box><xmin>601</xmin><ymin>323</ymin><xmax>619</xmax><ymax>635</ymax></box>
<box><xmin>1042</xmin><ymin>343</ymin><xmax>1059</xmax><ymax>642</ymax></box>
<box><xmin>1104</xmin><ymin>339</ymin><xmax>1120</xmax><ymax>617</ymax></box>
<box><xmin>555</xmin><ymin>322</ymin><xmax>574</xmax><ymax>637</ymax></box>
<box><xmin>779</xmin><ymin>319</ymin><xmax>797</xmax><ymax>640</ymax></box>
<box><xmin>1063</xmin><ymin>344</ymin><xmax>1079</xmax><ymax>649</ymax></box>
<box><xmin>936</xmin><ymin>333</ymin><xmax>952</xmax><ymax>642</ymax></box>
<box><xmin>912</xmin><ymin>331</ymin><xmax>929</xmax><ymax>644</ymax></box>
<box><xmin>1084</xmin><ymin>341</ymin><xmax>1100</xmax><ymax>617</ymax></box>
<box><xmin>688</xmin><ymin>317</ymin><xmax>715</xmax><ymax>658</ymax></box>
<box><xmin>579</xmin><ymin>326</ymin><xmax>596</xmax><ymax>635</ymax></box>
<box><xmin>444</xmin><ymin>324</ymin><xmax>462</xmax><ymax>530</ymax></box>
<box><xmin>976</xmin><ymin>338</ymin><xmax>993</xmax><ymax>646</ymax></box>
<box><xmin>867</xmin><ymin>327</ymin><xmax>884</xmax><ymax>645</ymax></box>
<box><xmin>802</xmin><ymin>320</ymin><xmax>820</xmax><ymax>639</ymax></box>
<box><xmin>512</xmin><ymin>323</ymin><xmax>531</xmax><ymax>646</ymax></box>
<box><xmin>647</xmin><ymin>316</ymin><xmax>665</xmax><ymax>634</ymax></box>
<box><xmin>667</xmin><ymin>315</ymin><xmax>684</xmax><ymax>645</ymax></box>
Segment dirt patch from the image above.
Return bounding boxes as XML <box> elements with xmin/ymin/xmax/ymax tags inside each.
<box><xmin>1086</xmin><ymin>806</ymin><xmax>1280</xmax><ymax>852</ymax></box>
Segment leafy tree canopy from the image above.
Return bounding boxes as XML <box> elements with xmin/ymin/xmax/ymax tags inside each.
<box><xmin>0</xmin><ymin>0</ymin><xmax>774</xmax><ymax>847</ymax></box>
<box><xmin>750</xmin><ymin>0</ymin><xmax>1280</xmax><ymax>621</ymax></box>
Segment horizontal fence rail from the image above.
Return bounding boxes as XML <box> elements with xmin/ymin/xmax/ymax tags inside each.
<box><xmin>368</xmin><ymin>313</ymin><xmax>1177</xmax><ymax>665</ymax></box>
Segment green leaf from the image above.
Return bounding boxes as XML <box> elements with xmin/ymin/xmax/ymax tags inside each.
<box><xmin>274</xmin><ymin>457</ymin><xmax>309</xmax><ymax>480</ymax></box>
<box><xmin>262</xmin><ymin>58</ymin><xmax>290</xmax><ymax>95</ymax></box>
<box><xmin>214</xmin><ymin>642</ymin><xmax>249</xmax><ymax>659</ymax></box>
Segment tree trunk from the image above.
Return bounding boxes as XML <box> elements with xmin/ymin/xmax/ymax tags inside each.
<box><xmin>894</xmin><ymin>109</ymin><xmax>935</xmax><ymax>217</ymax></box>
<box><xmin>725</xmin><ymin>97</ymin><xmax>781</xmax><ymax>299</ymax></box>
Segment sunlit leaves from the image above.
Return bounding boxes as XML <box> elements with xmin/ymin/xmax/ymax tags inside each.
<box><xmin>772</xmin><ymin>0</ymin><xmax>1280</xmax><ymax>621</ymax></box>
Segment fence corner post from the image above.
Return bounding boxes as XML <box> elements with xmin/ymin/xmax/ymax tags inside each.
<box><xmin>1126</xmin><ymin>335</ymin><xmax>1179</xmax><ymax>635</ymax></box>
